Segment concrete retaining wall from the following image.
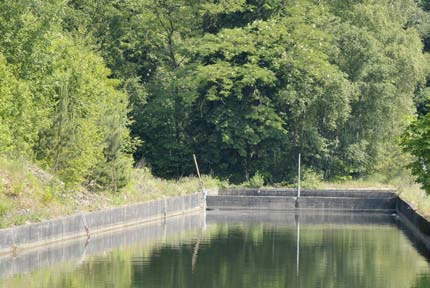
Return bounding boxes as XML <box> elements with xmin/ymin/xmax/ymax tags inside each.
<box><xmin>219</xmin><ymin>188</ymin><xmax>396</xmax><ymax>198</ymax></box>
<box><xmin>0</xmin><ymin>212</ymin><xmax>203</xmax><ymax>278</ymax></box>
<box><xmin>207</xmin><ymin>196</ymin><xmax>296</xmax><ymax>210</ymax></box>
<box><xmin>396</xmin><ymin>198</ymin><xmax>430</xmax><ymax>251</ymax></box>
<box><xmin>0</xmin><ymin>193</ymin><xmax>200</xmax><ymax>256</ymax></box>
<box><xmin>297</xmin><ymin>196</ymin><xmax>396</xmax><ymax>211</ymax></box>
<box><xmin>207</xmin><ymin>195</ymin><xmax>397</xmax><ymax>212</ymax></box>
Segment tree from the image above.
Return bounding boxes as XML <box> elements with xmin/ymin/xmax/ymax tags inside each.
<box><xmin>35</xmin><ymin>35</ymin><xmax>132</xmax><ymax>188</ymax></box>
<box><xmin>401</xmin><ymin>114</ymin><xmax>430</xmax><ymax>193</ymax></box>
<box><xmin>0</xmin><ymin>0</ymin><xmax>133</xmax><ymax>190</ymax></box>
<box><xmin>0</xmin><ymin>55</ymin><xmax>34</xmax><ymax>155</ymax></box>
<box><xmin>182</xmin><ymin>1</ymin><xmax>353</xmax><ymax>182</ymax></box>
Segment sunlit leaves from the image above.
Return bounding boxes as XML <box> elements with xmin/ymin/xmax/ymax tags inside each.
<box><xmin>0</xmin><ymin>1</ymin><xmax>133</xmax><ymax>190</ymax></box>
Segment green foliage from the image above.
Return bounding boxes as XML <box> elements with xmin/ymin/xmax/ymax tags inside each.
<box><xmin>401</xmin><ymin>114</ymin><xmax>430</xmax><ymax>193</ymax></box>
<box><xmin>328</xmin><ymin>0</ymin><xmax>427</xmax><ymax>177</ymax></box>
<box><xmin>0</xmin><ymin>0</ymin><xmax>429</xmax><ymax>190</ymax></box>
<box><xmin>301</xmin><ymin>169</ymin><xmax>324</xmax><ymax>189</ymax></box>
<box><xmin>246</xmin><ymin>171</ymin><xmax>266</xmax><ymax>188</ymax></box>
<box><xmin>115</xmin><ymin>0</ymin><xmax>426</xmax><ymax>184</ymax></box>
<box><xmin>31</xmin><ymin>35</ymin><xmax>133</xmax><ymax>189</ymax></box>
<box><xmin>0</xmin><ymin>55</ymin><xmax>35</xmax><ymax>155</ymax></box>
<box><xmin>0</xmin><ymin>1</ymin><xmax>133</xmax><ymax>190</ymax></box>
<box><xmin>0</xmin><ymin>196</ymin><xmax>12</xmax><ymax>217</ymax></box>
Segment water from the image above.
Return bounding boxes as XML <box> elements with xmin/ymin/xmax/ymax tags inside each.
<box><xmin>1</xmin><ymin>210</ymin><xmax>430</xmax><ymax>288</ymax></box>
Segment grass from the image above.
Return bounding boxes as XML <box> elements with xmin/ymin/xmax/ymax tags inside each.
<box><xmin>391</xmin><ymin>174</ymin><xmax>430</xmax><ymax>219</ymax></box>
<box><xmin>0</xmin><ymin>157</ymin><xmax>69</xmax><ymax>227</ymax></box>
<box><xmin>109</xmin><ymin>167</ymin><xmax>221</xmax><ymax>206</ymax></box>
<box><xmin>0</xmin><ymin>157</ymin><xmax>221</xmax><ymax>228</ymax></box>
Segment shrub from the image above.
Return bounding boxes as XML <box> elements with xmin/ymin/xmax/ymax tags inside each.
<box><xmin>0</xmin><ymin>196</ymin><xmax>12</xmax><ymax>216</ymax></box>
<box><xmin>301</xmin><ymin>169</ymin><xmax>323</xmax><ymax>189</ymax></box>
<box><xmin>247</xmin><ymin>171</ymin><xmax>265</xmax><ymax>188</ymax></box>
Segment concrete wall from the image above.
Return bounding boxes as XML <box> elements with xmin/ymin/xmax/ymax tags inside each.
<box><xmin>207</xmin><ymin>196</ymin><xmax>296</xmax><ymax>210</ymax></box>
<box><xmin>297</xmin><ymin>196</ymin><xmax>396</xmax><ymax>211</ymax></box>
<box><xmin>207</xmin><ymin>195</ymin><xmax>397</xmax><ymax>212</ymax></box>
<box><xmin>219</xmin><ymin>188</ymin><xmax>396</xmax><ymax>198</ymax></box>
<box><xmin>396</xmin><ymin>198</ymin><xmax>430</xmax><ymax>251</ymax></box>
<box><xmin>0</xmin><ymin>212</ymin><xmax>203</xmax><ymax>278</ymax></box>
<box><xmin>0</xmin><ymin>193</ymin><xmax>200</xmax><ymax>256</ymax></box>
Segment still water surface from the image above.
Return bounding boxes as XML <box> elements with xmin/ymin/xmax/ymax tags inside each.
<box><xmin>1</xmin><ymin>210</ymin><xmax>430</xmax><ymax>288</ymax></box>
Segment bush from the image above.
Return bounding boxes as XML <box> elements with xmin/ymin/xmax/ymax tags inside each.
<box><xmin>301</xmin><ymin>169</ymin><xmax>323</xmax><ymax>189</ymax></box>
<box><xmin>0</xmin><ymin>196</ymin><xmax>12</xmax><ymax>216</ymax></box>
<box><xmin>246</xmin><ymin>171</ymin><xmax>265</xmax><ymax>188</ymax></box>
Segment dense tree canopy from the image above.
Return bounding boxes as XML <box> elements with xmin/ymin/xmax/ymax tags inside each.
<box><xmin>0</xmin><ymin>0</ymin><xmax>132</xmax><ymax>190</ymax></box>
<box><xmin>1</xmin><ymin>0</ymin><xmax>430</xmax><ymax>190</ymax></box>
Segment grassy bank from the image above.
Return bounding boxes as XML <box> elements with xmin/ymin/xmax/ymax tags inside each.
<box><xmin>2</xmin><ymin>155</ymin><xmax>430</xmax><ymax>228</ymax></box>
<box><xmin>0</xmin><ymin>157</ymin><xmax>220</xmax><ymax>228</ymax></box>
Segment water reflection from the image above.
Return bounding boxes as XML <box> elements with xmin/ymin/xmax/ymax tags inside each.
<box><xmin>0</xmin><ymin>211</ymin><xmax>204</xmax><ymax>279</ymax></box>
<box><xmin>1</xmin><ymin>210</ymin><xmax>430</xmax><ymax>288</ymax></box>
<box><xmin>296</xmin><ymin>215</ymin><xmax>300</xmax><ymax>277</ymax></box>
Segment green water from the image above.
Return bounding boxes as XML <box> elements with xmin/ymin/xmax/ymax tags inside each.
<box><xmin>1</xmin><ymin>211</ymin><xmax>430</xmax><ymax>288</ymax></box>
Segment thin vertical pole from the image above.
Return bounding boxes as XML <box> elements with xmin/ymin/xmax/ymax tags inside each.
<box><xmin>298</xmin><ymin>153</ymin><xmax>301</xmax><ymax>198</ymax></box>
<box><xmin>193</xmin><ymin>154</ymin><xmax>206</xmax><ymax>209</ymax></box>
<box><xmin>193</xmin><ymin>154</ymin><xmax>204</xmax><ymax>191</ymax></box>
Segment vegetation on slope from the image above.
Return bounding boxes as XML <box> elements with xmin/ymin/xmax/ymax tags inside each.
<box><xmin>2</xmin><ymin>0</ymin><xmax>430</xmax><ymax>226</ymax></box>
<box><xmin>0</xmin><ymin>156</ymin><xmax>219</xmax><ymax>228</ymax></box>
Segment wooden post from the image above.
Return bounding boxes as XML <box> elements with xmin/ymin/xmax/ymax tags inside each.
<box><xmin>193</xmin><ymin>154</ymin><xmax>204</xmax><ymax>191</ymax></box>
<box><xmin>193</xmin><ymin>154</ymin><xmax>206</xmax><ymax>208</ymax></box>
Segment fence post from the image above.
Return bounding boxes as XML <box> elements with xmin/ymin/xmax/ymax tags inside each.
<box><xmin>193</xmin><ymin>154</ymin><xmax>206</xmax><ymax>209</ymax></box>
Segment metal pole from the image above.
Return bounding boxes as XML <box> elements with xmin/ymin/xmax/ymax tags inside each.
<box><xmin>298</xmin><ymin>153</ymin><xmax>301</xmax><ymax>198</ymax></box>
